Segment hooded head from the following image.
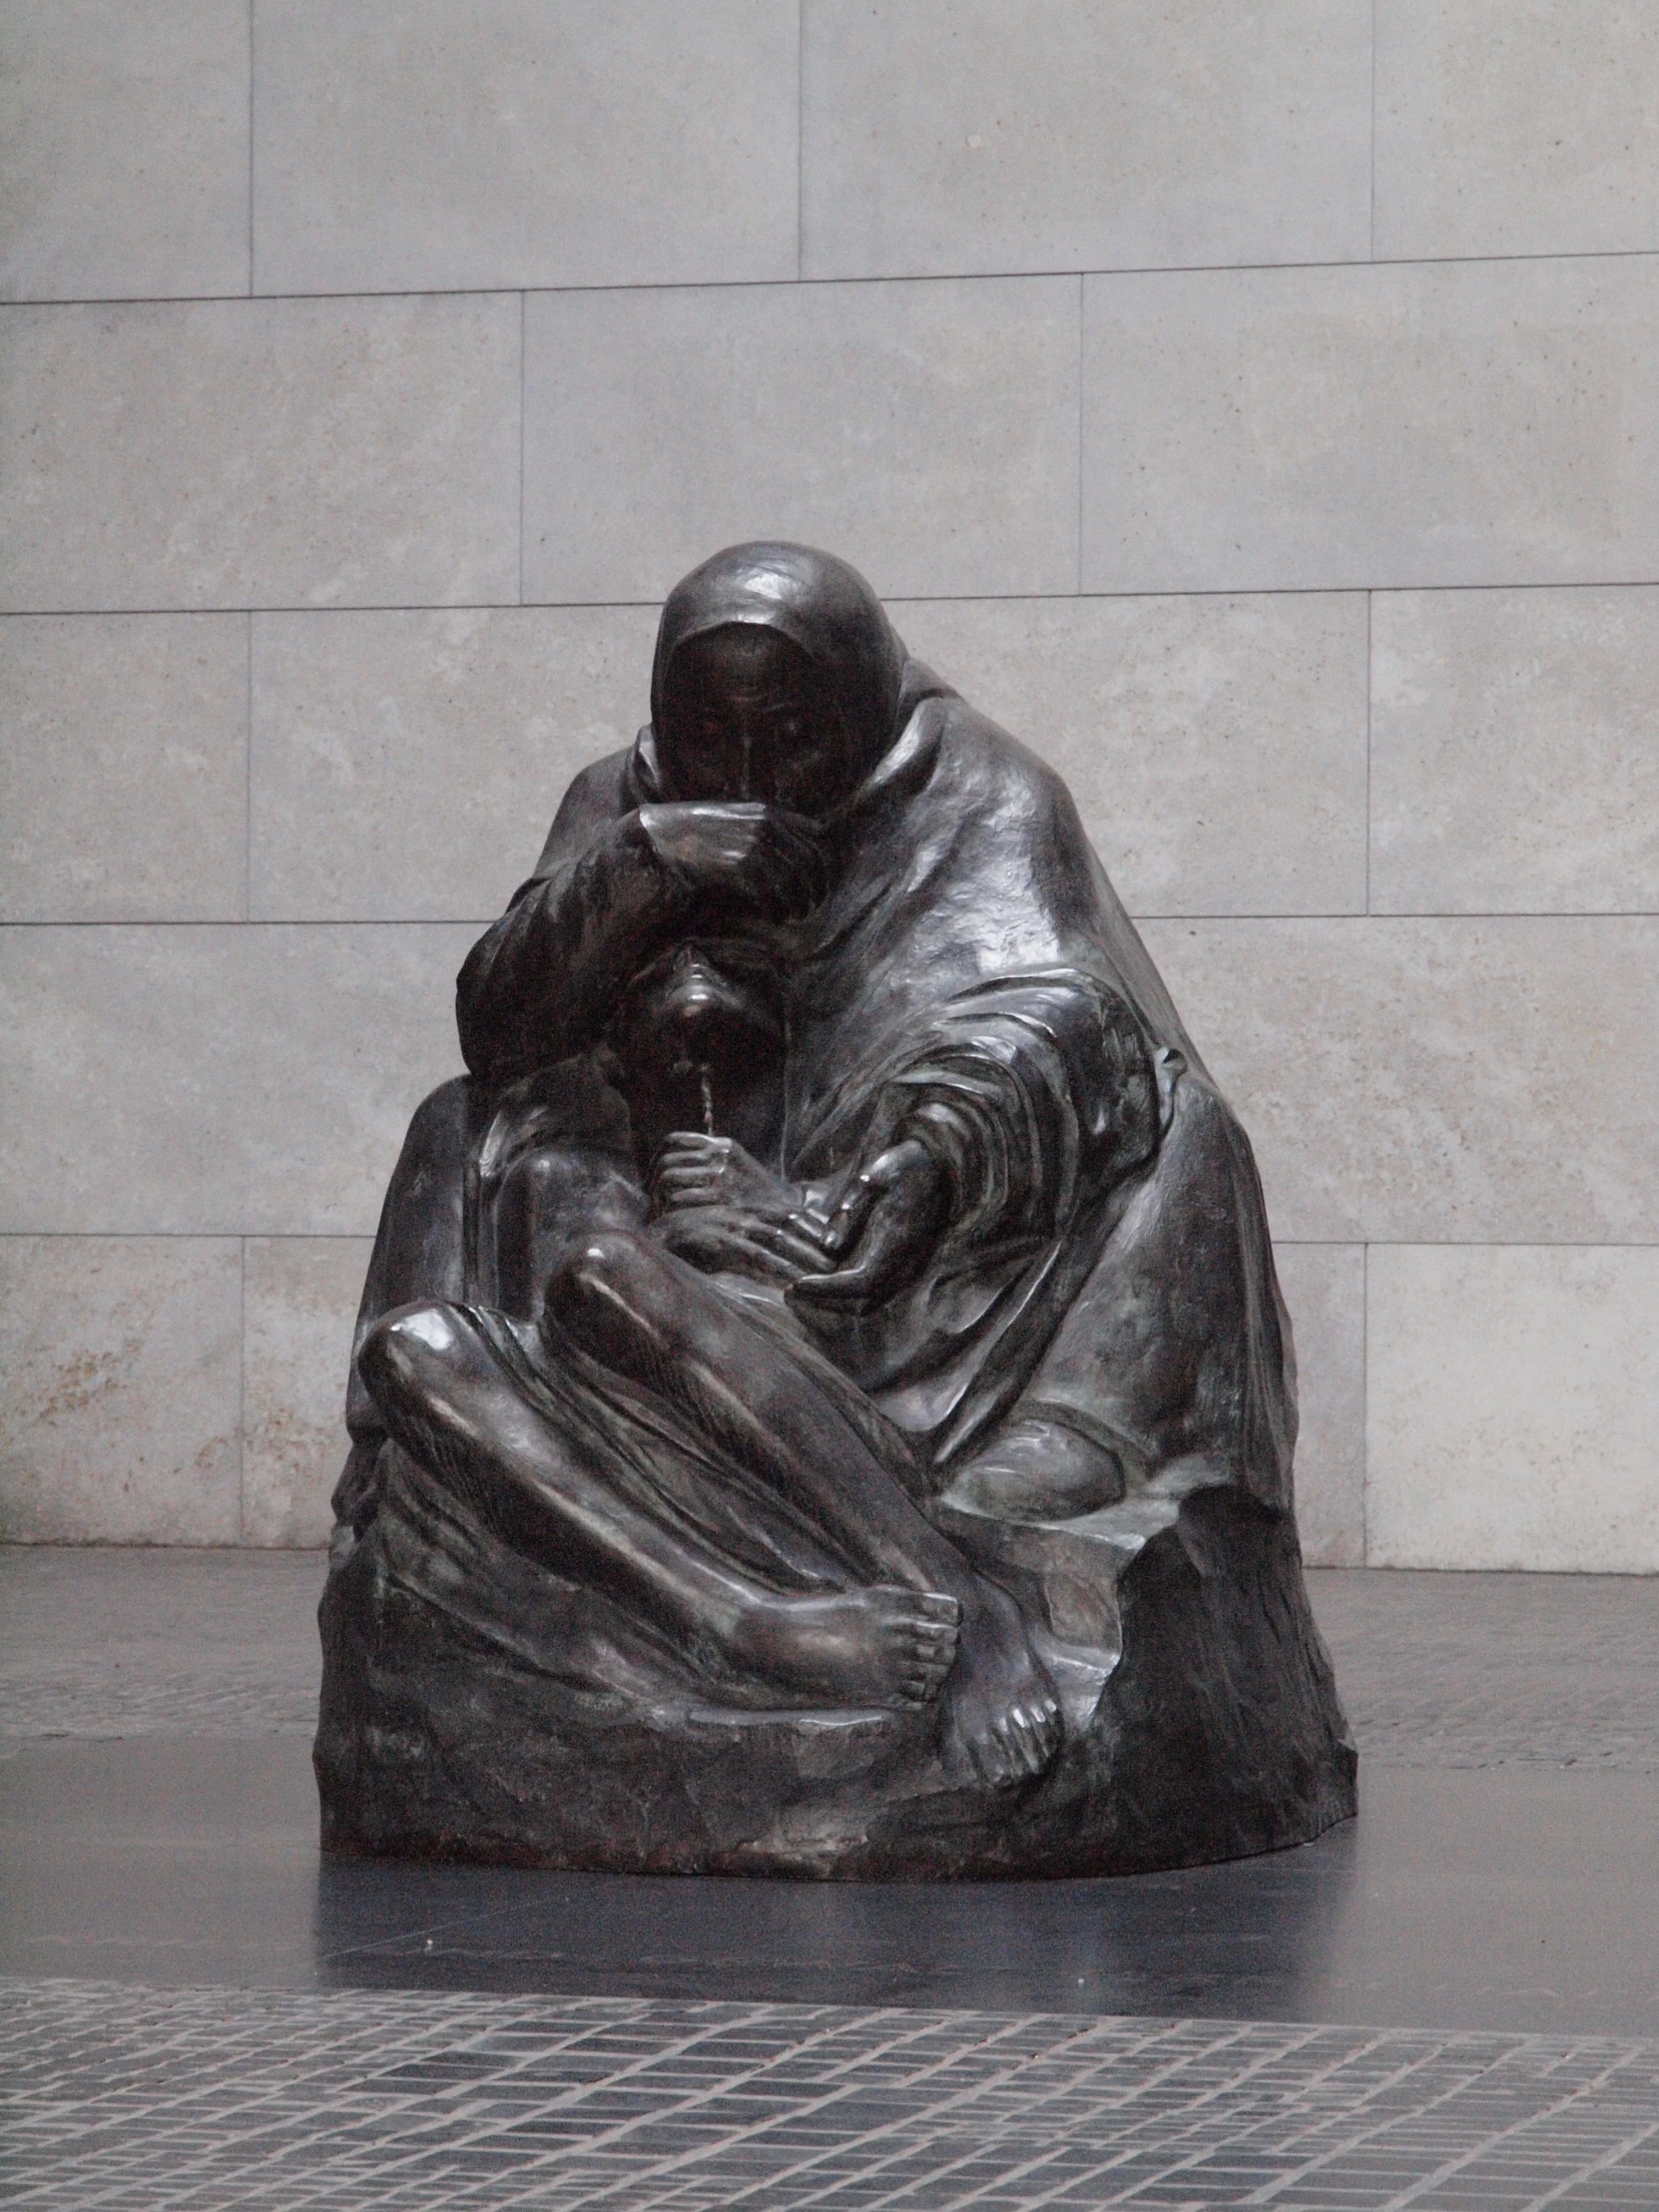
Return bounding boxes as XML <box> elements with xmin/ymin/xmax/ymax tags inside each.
<box><xmin>643</xmin><ymin>543</ymin><xmax>910</xmax><ymax>818</ymax></box>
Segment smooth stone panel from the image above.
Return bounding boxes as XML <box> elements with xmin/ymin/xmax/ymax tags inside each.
<box><xmin>1274</xmin><ymin>1243</ymin><xmax>1366</xmax><ymax>1568</ymax></box>
<box><xmin>1083</xmin><ymin>259</ymin><xmax>1659</xmax><ymax>594</ymax></box>
<box><xmin>524</xmin><ymin>278</ymin><xmax>1080</xmax><ymax>603</ymax></box>
<box><xmin>0</xmin><ymin>296</ymin><xmax>519</xmax><ymax>612</ymax></box>
<box><xmin>251</xmin><ymin>606</ymin><xmax>660</xmax><ymax>920</ymax></box>
<box><xmin>1368</xmin><ymin>1246</ymin><xmax>1659</xmax><ymax>1573</ymax></box>
<box><xmin>0</xmin><ymin>1236</ymin><xmax>241</xmax><ymax>1544</ymax></box>
<box><xmin>1376</xmin><ymin>2</ymin><xmax>1659</xmax><ymax>261</ymax></box>
<box><xmin>1</xmin><ymin>614</ymin><xmax>248</xmax><ymax>922</ymax></box>
<box><xmin>0</xmin><ymin>0</ymin><xmax>250</xmax><ymax>301</ymax></box>
<box><xmin>243</xmin><ymin>1237</ymin><xmax>371</xmax><ymax>1548</ymax></box>
<box><xmin>254</xmin><ymin>0</ymin><xmax>798</xmax><ymax>293</ymax></box>
<box><xmin>0</xmin><ymin>924</ymin><xmax>475</xmax><ymax>1237</ymax></box>
<box><xmin>1139</xmin><ymin>917</ymin><xmax>1659</xmax><ymax>1245</ymax></box>
<box><xmin>1371</xmin><ymin>587</ymin><xmax>1659</xmax><ymax>915</ymax></box>
<box><xmin>892</xmin><ymin>594</ymin><xmax>1367</xmax><ymax>917</ymax></box>
<box><xmin>802</xmin><ymin>0</ymin><xmax>1371</xmax><ymax>278</ymax></box>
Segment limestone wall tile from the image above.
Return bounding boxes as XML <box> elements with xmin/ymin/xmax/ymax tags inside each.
<box><xmin>254</xmin><ymin>0</ymin><xmax>798</xmax><ymax>293</ymax></box>
<box><xmin>891</xmin><ymin>594</ymin><xmax>1368</xmax><ymax>917</ymax></box>
<box><xmin>523</xmin><ymin>277</ymin><xmax>1080</xmax><ymax>603</ymax></box>
<box><xmin>250</xmin><ymin>606</ymin><xmax>660</xmax><ymax>921</ymax></box>
<box><xmin>242</xmin><ymin>1236</ymin><xmax>371</xmax><ymax>1547</ymax></box>
<box><xmin>0</xmin><ymin>0</ymin><xmax>250</xmax><ymax>302</ymax></box>
<box><xmin>0</xmin><ymin>296</ymin><xmax>519</xmax><ymax>613</ymax></box>
<box><xmin>0</xmin><ymin>923</ymin><xmax>474</xmax><ymax>1237</ymax></box>
<box><xmin>1</xmin><ymin>614</ymin><xmax>248</xmax><ymax>922</ymax></box>
<box><xmin>1139</xmin><ymin>917</ymin><xmax>1659</xmax><ymax>1246</ymax></box>
<box><xmin>1371</xmin><ymin>587</ymin><xmax>1659</xmax><ymax>916</ymax></box>
<box><xmin>1274</xmin><ymin>1243</ymin><xmax>1366</xmax><ymax>1568</ymax></box>
<box><xmin>802</xmin><ymin>0</ymin><xmax>1371</xmax><ymax>279</ymax></box>
<box><xmin>0</xmin><ymin>1236</ymin><xmax>242</xmax><ymax>1543</ymax></box>
<box><xmin>1367</xmin><ymin>1244</ymin><xmax>1659</xmax><ymax>1573</ymax></box>
<box><xmin>1376</xmin><ymin>2</ymin><xmax>1659</xmax><ymax>261</ymax></box>
<box><xmin>1083</xmin><ymin>259</ymin><xmax>1659</xmax><ymax>594</ymax></box>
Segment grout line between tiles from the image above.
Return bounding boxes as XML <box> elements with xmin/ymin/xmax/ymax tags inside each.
<box><xmin>6</xmin><ymin>910</ymin><xmax>1659</xmax><ymax>927</ymax></box>
<box><xmin>1365</xmin><ymin>590</ymin><xmax>1374</xmax><ymax>914</ymax></box>
<box><xmin>244</xmin><ymin>611</ymin><xmax>253</xmax><ymax>921</ymax></box>
<box><xmin>9</xmin><ymin>240</ymin><xmax>1659</xmax><ymax>310</ymax></box>
<box><xmin>246</xmin><ymin>0</ymin><xmax>255</xmax><ymax>295</ymax></box>
<box><xmin>1370</xmin><ymin>0</ymin><xmax>1379</xmax><ymax>262</ymax></box>
<box><xmin>4</xmin><ymin>1231</ymin><xmax>1655</xmax><ymax>1250</ymax></box>
<box><xmin>796</xmin><ymin>0</ymin><xmax>805</xmax><ymax>280</ymax></box>
<box><xmin>236</xmin><ymin>1236</ymin><xmax>248</xmax><ymax>1542</ymax></box>
<box><xmin>1361</xmin><ymin>1241</ymin><xmax>1371</xmax><ymax>1565</ymax></box>
<box><xmin>9</xmin><ymin>580</ymin><xmax>1659</xmax><ymax>618</ymax></box>
<box><xmin>1076</xmin><ymin>274</ymin><xmax>1085</xmax><ymax>591</ymax></box>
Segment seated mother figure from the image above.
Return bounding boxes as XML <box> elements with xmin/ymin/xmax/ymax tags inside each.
<box><xmin>339</xmin><ymin>543</ymin><xmax>1296</xmax><ymax>1801</ymax></box>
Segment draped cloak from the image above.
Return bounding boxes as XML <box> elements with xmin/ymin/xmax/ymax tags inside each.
<box><xmin>341</xmin><ymin>545</ymin><xmax>1298</xmax><ymax>1700</ymax></box>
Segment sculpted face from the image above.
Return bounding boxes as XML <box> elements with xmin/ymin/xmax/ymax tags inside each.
<box><xmin>658</xmin><ymin>624</ymin><xmax>848</xmax><ymax>815</ymax></box>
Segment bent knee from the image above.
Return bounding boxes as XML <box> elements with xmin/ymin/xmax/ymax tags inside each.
<box><xmin>358</xmin><ymin>1300</ymin><xmax>469</xmax><ymax>1408</ymax></box>
<box><xmin>548</xmin><ymin>1228</ymin><xmax>653</xmax><ymax>1300</ymax></box>
<box><xmin>544</xmin><ymin>1228</ymin><xmax>667</xmax><ymax>1328</ymax></box>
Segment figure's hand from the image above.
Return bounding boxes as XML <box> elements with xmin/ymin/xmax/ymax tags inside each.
<box><xmin>651</xmin><ymin>1135</ymin><xmax>835</xmax><ymax>1286</ymax></box>
<box><xmin>788</xmin><ymin>1137</ymin><xmax>950</xmax><ymax>1318</ymax></box>
<box><xmin>654</xmin><ymin>1204</ymin><xmax>834</xmax><ymax>1285</ymax></box>
<box><xmin>634</xmin><ymin>803</ymin><xmax>829</xmax><ymax>921</ymax></box>
<box><xmin>651</xmin><ymin>1132</ymin><xmax>802</xmax><ymax>1224</ymax></box>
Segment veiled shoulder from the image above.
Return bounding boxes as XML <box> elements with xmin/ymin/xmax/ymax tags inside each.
<box><xmin>930</xmin><ymin>698</ymin><xmax>1078</xmax><ymax>811</ymax></box>
<box><xmin>924</xmin><ymin>697</ymin><xmax>1098</xmax><ymax>877</ymax></box>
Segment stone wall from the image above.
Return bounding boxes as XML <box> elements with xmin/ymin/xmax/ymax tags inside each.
<box><xmin>3</xmin><ymin>1</ymin><xmax>1656</xmax><ymax>1568</ymax></box>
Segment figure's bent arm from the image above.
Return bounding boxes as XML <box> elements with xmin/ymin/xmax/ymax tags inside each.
<box><xmin>457</xmin><ymin>763</ymin><xmax>680</xmax><ymax>1087</ymax></box>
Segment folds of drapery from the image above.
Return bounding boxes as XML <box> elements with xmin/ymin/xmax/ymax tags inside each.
<box><xmin>792</xmin><ymin>968</ymin><xmax>1165</xmax><ymax>1467</ymax></box>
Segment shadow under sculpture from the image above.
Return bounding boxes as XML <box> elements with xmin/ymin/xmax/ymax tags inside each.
<box><xmin>315</xmin><ymin>543</ymin><xmax>1356</xmax><ymax>1879</ymax></box>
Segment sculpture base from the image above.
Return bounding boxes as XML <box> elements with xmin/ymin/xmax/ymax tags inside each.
<box><xmin>315</xmin><ymin>1476</ymin><xmax>1356</xmax><ymax>1882</ymax></box>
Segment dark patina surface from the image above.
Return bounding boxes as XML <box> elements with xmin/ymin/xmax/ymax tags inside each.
<box><xmin>316</xmin><ymin>542</ymin><xmax>1354</xmax><ymax>1877</ymax></box>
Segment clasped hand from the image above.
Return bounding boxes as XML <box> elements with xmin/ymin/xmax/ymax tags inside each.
<box><xmin>634</xmin><ymin>802</ymin><xmax>829</xmax><ymax>920</ymax></box>
<box><xmin>650</xmin><ymin>1132</ymin><xmax>949</xmax><ymax>1316</ymax></box>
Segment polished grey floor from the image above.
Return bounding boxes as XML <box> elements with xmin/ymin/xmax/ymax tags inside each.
<box><xmin>4</xmin><ymin>1549</ymin><xmax>1659</xmax><ymax>2209</ymax></box>
<box><xmin>7</xmin><ymin>1736</ymin><xmax>1659</xmax><ymax>2036</ymax></box>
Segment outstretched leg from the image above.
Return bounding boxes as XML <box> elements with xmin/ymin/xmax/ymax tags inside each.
<box><xmin>547</xmin><ymin>1230</ymin><xmax>1062</xmax><ymax>1787</ymax></box>
<box><xmin>360</xmin><ymin>1301</ymin><xmax>958</xmax><ymax>1713</ymax></box>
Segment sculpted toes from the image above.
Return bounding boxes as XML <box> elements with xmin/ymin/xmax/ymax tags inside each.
<box><xmin>1003</xmin><ymin>1712</ymin><xmax>1039</xmax><ymax>1778</ymax></box>
<box><xmin>977</xmin><ymin>1699</ymin><xmax>1063</xmax><ymax>1787</ymax></box>
<box><xmin>989</xmin><ymin>1739</ymin><xmax>1023</xmax><ymax>1787</ymax></box>
<box><xmin>915</xmin><ymin>1591</ymin><xmax>961</xmax><ymax>1625</ymax></box>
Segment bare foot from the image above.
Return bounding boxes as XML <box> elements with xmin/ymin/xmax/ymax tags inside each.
<box><xmin>726</xmin><ymin>1586</ymin><xmax>960</xmax><ymax>1710</ymax></box>
<box><xmin>940</xmin><ymin>1579</ymin><xmax>1062</xmax><ymax>1788</ymax></box>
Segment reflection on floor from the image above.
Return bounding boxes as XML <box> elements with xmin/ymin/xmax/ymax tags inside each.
<box><xmin>3</xmin><ymin>1547</ymin><xmax>1658</xmax><ymax>2209</ymax></box>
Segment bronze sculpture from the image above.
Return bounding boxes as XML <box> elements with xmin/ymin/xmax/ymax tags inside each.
<box><xmin>316</xmin><ymin>543</ymin><xmax>1355</xmax><ymax>1877</ymax></box>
